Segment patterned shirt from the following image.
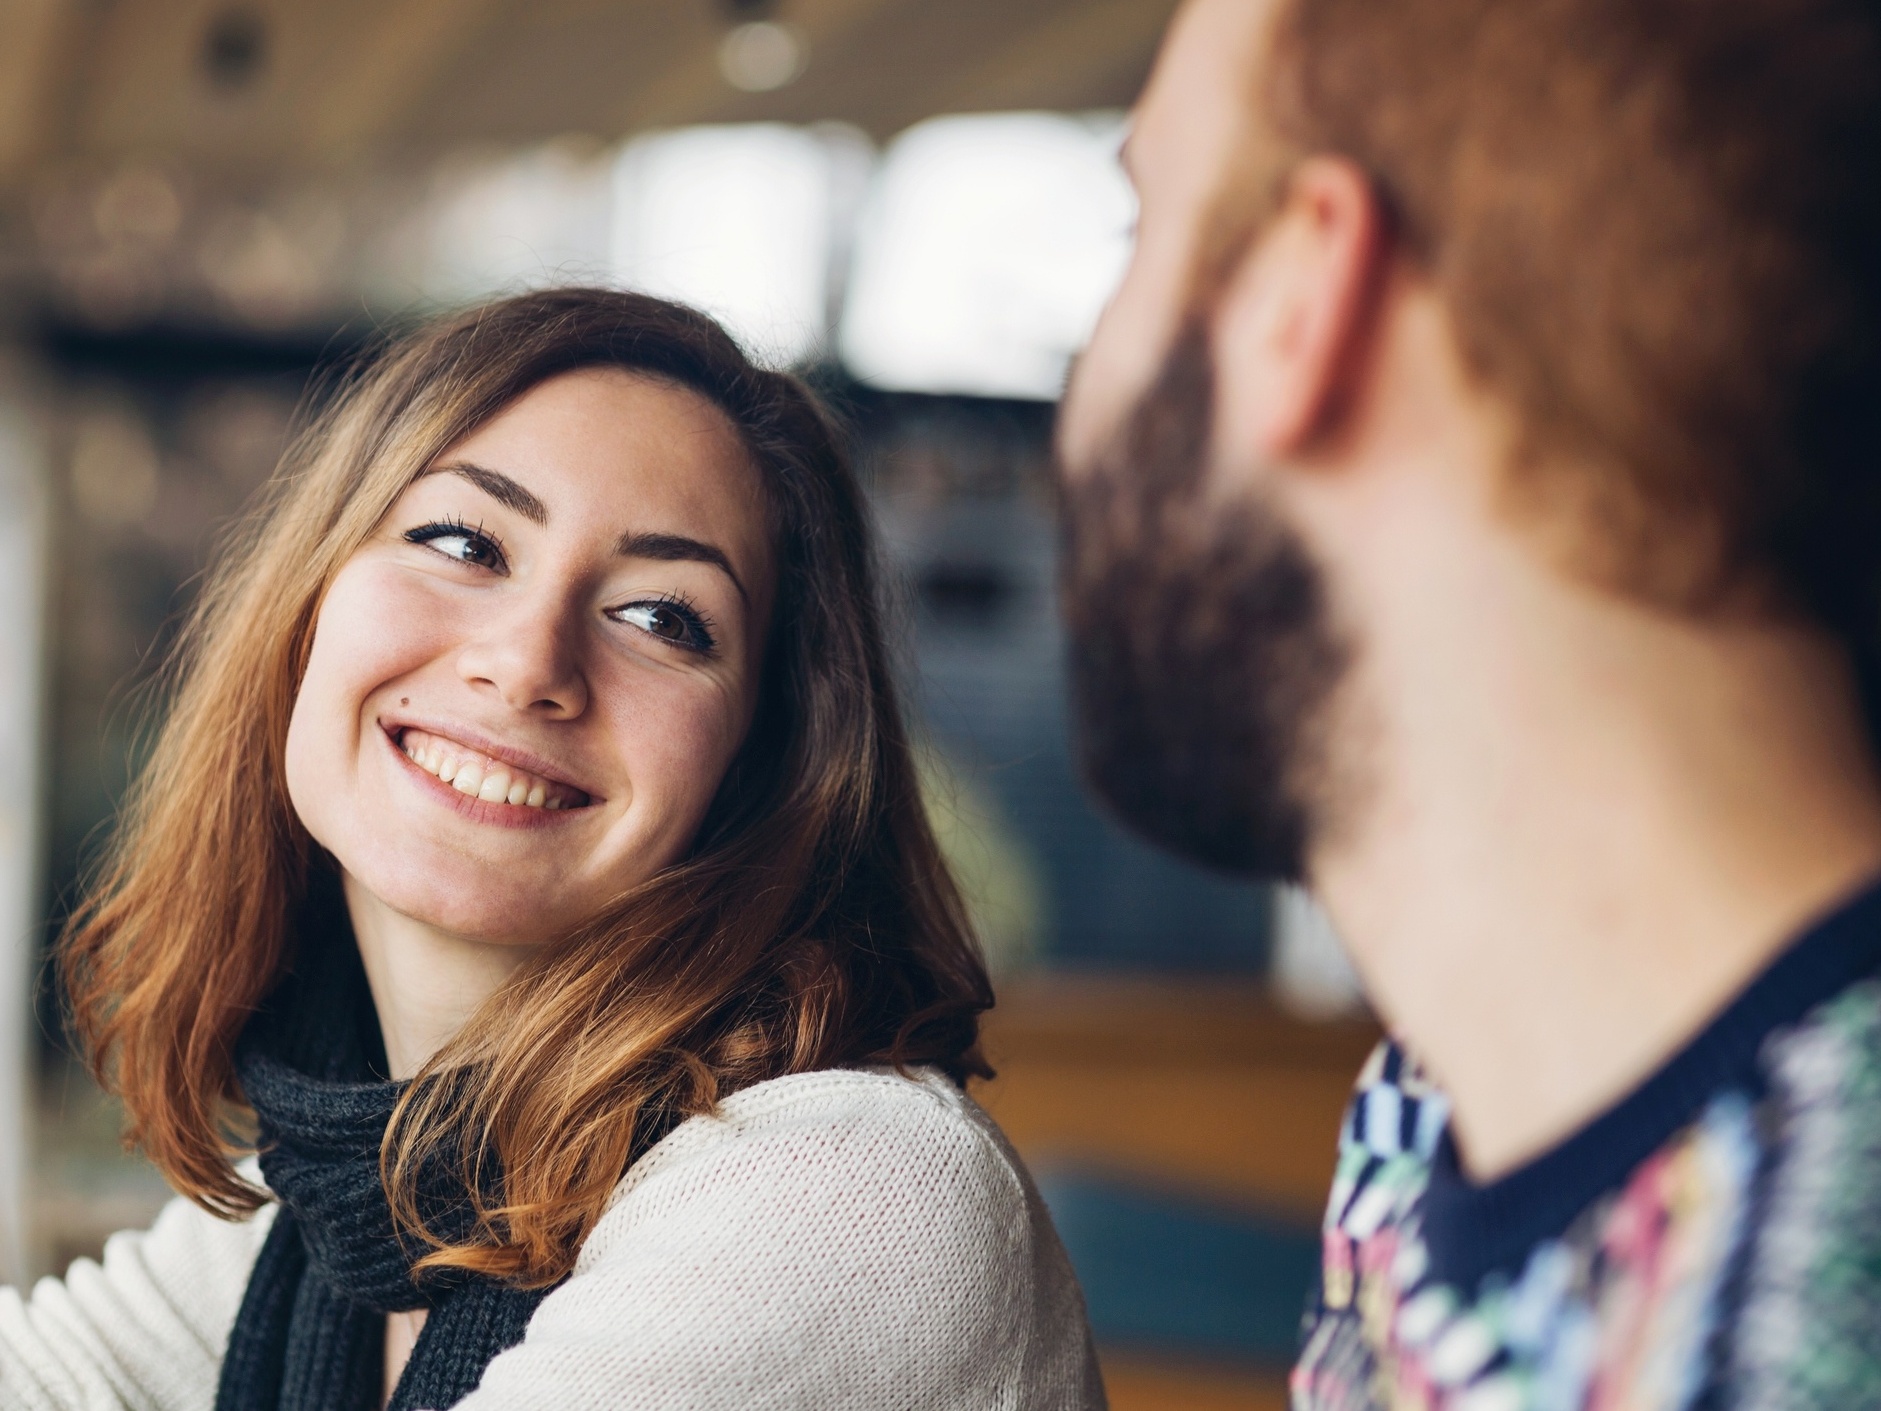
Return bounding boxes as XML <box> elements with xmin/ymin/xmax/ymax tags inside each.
<box><xmin>1293</xmin><ymin>879</ymin><xmax>1881</xmax><ymax>1411</ymax></box>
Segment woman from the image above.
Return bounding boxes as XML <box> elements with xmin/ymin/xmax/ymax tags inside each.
<box><xmin>7</xmin><ymin>289</ymin><xmax>1102</xmax><ymax>1410</ymax></box>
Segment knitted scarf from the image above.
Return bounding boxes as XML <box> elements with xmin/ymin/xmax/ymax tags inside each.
<box><xmin>215</xmin><ymin>891</ymin><xmax>551</xmax><ymax>1411</ymax></box>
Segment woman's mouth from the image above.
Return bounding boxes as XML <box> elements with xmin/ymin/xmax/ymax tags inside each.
<box><xmin>395</xmin><ymin>727</ymin><xmax>591</xmax><ymax>811</ymax></box>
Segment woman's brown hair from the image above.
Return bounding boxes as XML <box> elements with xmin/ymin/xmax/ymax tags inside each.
<box><xmin>60</xmin><ymin>287</ymin><xmax>993</xmax><ymax>1285</ymax></box>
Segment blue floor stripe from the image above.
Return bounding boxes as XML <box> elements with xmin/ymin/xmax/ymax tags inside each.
<box><xmin>1035</xmin><ymin>1171</ymin><xmax>1321</xmax><ymax>1364</ymax></box>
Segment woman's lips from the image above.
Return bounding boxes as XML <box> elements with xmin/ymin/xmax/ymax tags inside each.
<box><xmin>394</xmin><ymin>726</ymin><xmax>592</xmax><ymax>811</ymax></box>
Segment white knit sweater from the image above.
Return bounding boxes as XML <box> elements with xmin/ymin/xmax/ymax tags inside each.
<box><xmin>0</xmin><ymin>1068</ymin><xmax>1105</xmax><ymax>1410</ymax></box>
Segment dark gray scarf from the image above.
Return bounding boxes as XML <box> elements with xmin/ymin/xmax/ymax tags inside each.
<box><xmin>214</xmin><ymin>886</ymin><xmax>550</xmax><ymax>1411</ymax></box>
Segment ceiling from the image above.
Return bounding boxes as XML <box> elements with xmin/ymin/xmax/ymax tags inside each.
<box><xmin>0</xmin><ymin>0</ymin><xmax>1179</xmax><ymax>182</ymax></box>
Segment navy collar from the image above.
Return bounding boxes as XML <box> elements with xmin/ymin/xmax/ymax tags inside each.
<box><xmin>1418</xmin><ymin>873</ymin><xmax>1881</xmax><ymax>1290</ymax></box>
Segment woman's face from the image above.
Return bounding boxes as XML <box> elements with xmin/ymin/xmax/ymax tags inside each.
<box><xmin>285</xmin><ymin>367</ymin><xmax>775</xmax><ymax>947</ymax></box>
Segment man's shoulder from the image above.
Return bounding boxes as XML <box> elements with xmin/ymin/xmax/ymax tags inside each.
<box><xmin>1296</xmin><ymin>977</ymin><xmax>1881</xmax><ymax>1410</ymax></box>
<box><xmin>1321</xmin><ymin>1039</ymin><xmax>1448</xmax><ymax>1234</ymax></box>
<box><xmin>1733</xmin><ymin>973</ymin><xmax>1881</xmax><ymax>1403</ymax></box>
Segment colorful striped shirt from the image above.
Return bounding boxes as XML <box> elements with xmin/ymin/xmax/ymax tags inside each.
<box><xmin>1294</xmin><ymin>878</ymin><xmax>1881</xmax><ymax>1411</ymax></box>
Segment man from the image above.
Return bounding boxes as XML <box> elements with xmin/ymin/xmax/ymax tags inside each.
<box><xmin>1056</xmin><ymin>0</ymin><xmax>1881</xmax><ymax>1406</ymax></box>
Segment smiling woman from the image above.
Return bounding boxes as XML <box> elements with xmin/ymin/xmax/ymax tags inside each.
<box><xmin>20</xmin><ymin>290</ymin><xmax>1102</xmax><ymax>1411</ymax></box>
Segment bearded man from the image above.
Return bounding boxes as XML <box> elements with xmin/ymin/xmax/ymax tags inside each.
<box><xmin>1057</xmin><ymin>0</ymin><xmax>1881</xmax><ymax>1404</ymax></box>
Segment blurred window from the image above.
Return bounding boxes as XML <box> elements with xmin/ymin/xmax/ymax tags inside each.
<box><xmin>405</xmin><ymin>142</ymin><xmax>614</xmax><ymax>308</ymax></box>
<box><xmin>839</xmin><ymin>112</ymin><xmax>1135</xmax><ymax>400</ymax></box>
<box><xmin>611</xmin><ymin>124</ymin><xmax>870</xmax><ymax>369</ymax></box>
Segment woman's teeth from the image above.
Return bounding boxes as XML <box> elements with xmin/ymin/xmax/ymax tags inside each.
<box><xmin>397</xmin><ymin>728</ymin><xmax>585</xmax><ymax>811</ymax></box>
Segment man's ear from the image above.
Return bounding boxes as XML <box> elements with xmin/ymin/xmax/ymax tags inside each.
<box><xmin>1212</xmin><ymin>156</ymin><xmax>1386</xmax><ymax>459</ymax></box>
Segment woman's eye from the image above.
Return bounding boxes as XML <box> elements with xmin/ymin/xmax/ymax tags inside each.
<box><xmin>611</xmin><ymin>601</ymin><xmax>715</xmax><ymax>652</ymax></box>
<box><xmin>404</xmin><ymin>524</ymin><xmax>506</xmax><ymax>571</ymax></box>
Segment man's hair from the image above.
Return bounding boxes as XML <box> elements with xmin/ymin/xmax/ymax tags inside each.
<box><xmin>1265</xmin><ymin>0</ymin><xmax>1881</xmax><ymax>659</ymax></box>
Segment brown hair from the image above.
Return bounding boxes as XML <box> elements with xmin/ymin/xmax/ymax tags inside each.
<box><xmin>1259</xmin><ymin>0</ymin><xmax>1881</xmax><ymax>646</ymax></box>
<box><xmin>60</xmin><ymin>288</ymin><xmax>993</xmax><ymax>1285</ymax></box>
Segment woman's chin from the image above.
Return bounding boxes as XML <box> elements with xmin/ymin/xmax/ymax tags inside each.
<box><xmin>343</xmin><ymin>860</ymin><xmax>575</xmax><ymax>949</ymax></box>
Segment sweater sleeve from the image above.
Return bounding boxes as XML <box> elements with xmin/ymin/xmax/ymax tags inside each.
<box><xmin>454</xmin><ymin>1069</ymin><xmax>1104</xmax><ymax>1411</ymax></box>
<box><xmin>0</xmin><ymin>1191</ymin><xmax>276</xmax><ymax>1411</ymax></box>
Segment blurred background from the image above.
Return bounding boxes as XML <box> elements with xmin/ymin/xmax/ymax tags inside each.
<box><xmin>0</xmin><ymin>2</ymin><xmax>1377</xmax><ymax>1407</ymax></box>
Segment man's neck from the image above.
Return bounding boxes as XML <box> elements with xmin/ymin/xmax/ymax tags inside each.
<box><xmin>341</xmin><ymin>872</ymin><xmax>533</xmax><ymax>1080</ymax></box>
<box><xmin>1311</xmin><ymin>530</ymin><xmax>1881</xmax><ymax>1182</ymax></box>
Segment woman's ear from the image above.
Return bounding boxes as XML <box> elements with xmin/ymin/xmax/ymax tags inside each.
<box><xmin>1211</xmin><ymin>155</ymin><xmax>1387</xmax><ymax>461</ymax></box>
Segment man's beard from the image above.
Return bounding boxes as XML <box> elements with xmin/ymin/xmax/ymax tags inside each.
<box><xmin>1057</xmin><ymin>323</ymin><xmax>1349</xmax><ymax>882</ymax></box>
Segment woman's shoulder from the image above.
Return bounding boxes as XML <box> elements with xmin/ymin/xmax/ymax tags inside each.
<box><xmin>581</xmin><ymin>1066</ymin><xmax>1032</xmax><ymax>1265</ymax></box>
<box><xmin>663</xmin><ymin>1063</ymin><xmax>999</xmax><ymax>1150</ymax></box>
<box><xmin>613</xmin><ymin>1063</ymin><xmax>1017</xmax><ymax>1185</ymax></box>
<box><xmin>462</xmin><ymin>1067</ymin><xmax>1102</xmax><ymax>1409</ymax></box>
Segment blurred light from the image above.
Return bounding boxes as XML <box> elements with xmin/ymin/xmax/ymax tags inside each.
<box><xmin>611</xmin><ymin>124</ymin><xmax>870</xmax><ymax>368</ymax></box>
<box><xmin>839</xmin><ymin>112</ymin><xmax>1135</xmax><ymax>401</ymax></box>
<box><xmin>197</xmin><ymin>201</ymin><xmax>338</xmax><ymax>328</ymax></box>
<box><xmin>181</xmin><ymin>385</ymin><xmax>291</xmax><ymax>494</ymax></box>
<box><xmin>408</xmin><ymin>141</ymin><xmax>613</xmax><ymax>307</ymax></box>
<box><xmin>69</xmin><ymin>410</ymin><xmax>160</xmax><ymax>529</ymax></box>
<box><xmin>718</xmin><ymin>21</ymin><xmax>808</xmax><ymax>93</ymax></box>
<box><xmin>93</xmin><ymin>168</ymin><xmax>183</xmax><ymax>247</ymax></box>
<box><xmin>1271</xmin><ymin>885</ymin><xmax>1365</xmax><ymax>1017</ymax></box>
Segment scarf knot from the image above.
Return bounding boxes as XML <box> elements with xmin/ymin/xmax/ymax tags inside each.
<box><xmin>241</xmin><ymin>1050</ymin><xmax>444</xmax><ymax>1314</ymax></box>
<box><xmin>214</xmin><ymin>892</ymin><xmax>551</xmax><ymax>1411</ymax></box>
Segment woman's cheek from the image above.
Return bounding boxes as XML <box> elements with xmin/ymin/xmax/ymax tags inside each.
<box><xmin>323</xmin><ymin>561</ymin><xmax>467</xmax><ymax>682</ymax></box>
<box><xmin>285</xmin><ymin>563</ymin><xmax>460</xmax><ymax>825</ymax></box>
<box><xmin>605</xmin><ymin>674</ymin><xmax>750</xmax><ymax>832</ymax></box>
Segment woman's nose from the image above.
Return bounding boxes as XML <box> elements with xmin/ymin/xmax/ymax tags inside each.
<box><xmin>454</xmin><ymin>590</ymin><xmax>590</xmax><ymax>718</ymax></box>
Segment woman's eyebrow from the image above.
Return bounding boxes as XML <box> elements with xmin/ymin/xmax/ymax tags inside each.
<box><xmin>617</xmin><ymin>530</ymin><xmax>748</xmax><ymax>605</ymax></box>
<box><xmin>424</xmin><ymin>463</ymin><xmax>746</xmax><ymax>603</ymax></box>
<box><xmin>430</xmin><ymin>462</ymin><xmax>549</xmax><ymax>525</ymax></box>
